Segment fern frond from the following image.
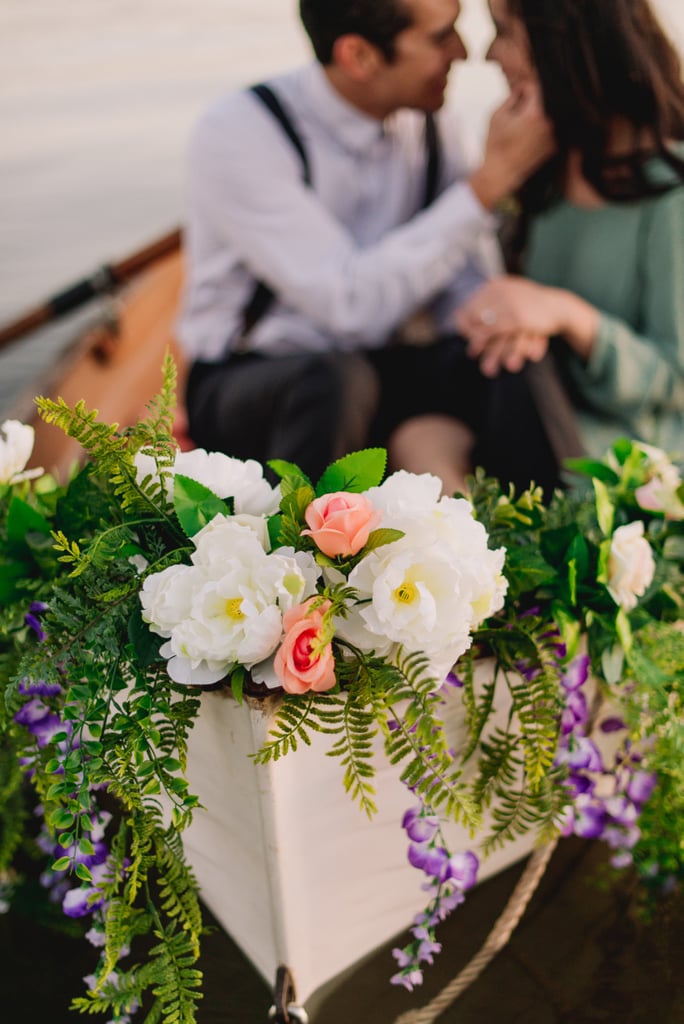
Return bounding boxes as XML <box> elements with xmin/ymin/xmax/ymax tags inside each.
<box><xmin>251</xmin><ymin>693</ymin><xmax>319</xmax><ymax>763</ymax></box>
<box><xmin>326</xmin><ymin>692</ymin><xmax>378</xmax><ymax>817</ymax></box>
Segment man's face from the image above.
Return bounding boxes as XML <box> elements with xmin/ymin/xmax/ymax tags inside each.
<box><xmin>375</xmin><ymin>0</ymin><xmax>467</xmax><ymax>115</ymax></box>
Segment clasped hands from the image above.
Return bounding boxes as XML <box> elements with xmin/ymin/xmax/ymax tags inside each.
<box><xmin>456</xmin><ymin>276</ymin><xmax>566</xmax><ymax>378</ymax></box>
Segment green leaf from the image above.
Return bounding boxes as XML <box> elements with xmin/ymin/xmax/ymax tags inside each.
<box><xmin>230</xmin><ymin>666</ymin><xmax>245</xmax><ymax>705</ymax></box>
<box><xmin>0</xmin><ymin>558</ymin><xmax>31</xmax><ymax>602</ymax></box>
<box><xmin>315</xmin><ymin>448</ymin><xmax>387</xmax><ymax>495</ymax></box>
<box><xmin>596</xmin><ymin>538</ymin><xmax>612</xmax><ymax>585</ymax></box>
<box><xmin>280</xmin><ymin>485</ymin><xmax>316</xmax><ymax>524</ymax></box>
<box><xmin>51</xmin><ymin>856</ymin><xmax>72</xmax><ymax>873</ymax></box>
<box><xmin>504</xmin><ymin>547</ymin><xmax>556</xmax><ymax>594</ymax></box>
<box><xmin>566</xmin><ymin>533</ymin><xmax>590</xmax><ymax>586</ymax></box>
<box><xmin>6</xmin><ymin>495</ymin><xmax>52</xmax><ymax>545</ymax></box>
<box><xmin>593</xmin><ymin>478</ymin><xmax>615</xmax><ymax>536</ymax></box>
<box><xmin>173</xmin><ymin>474</ymin><xmax>231</xmax><ymax>538</ymax></box>
<box><xmin>616</xmin><ymin>608</ymin><xmax>633</xmax><ymax>653</ymax></box>
<box><xmin>267</xmin><ymin>513</ymin><xmax>283</xmax><ymax>549</ymax></box>
<box><xmin>267</xmin><ymin>459</ymin><xmax>313</xmax><ymax>493</ymax></box>
<box><xmin>359</xmin><ymin>528</ymin><xmax>404</xmax><ymax>555</ymax></box>
<box><xmin>50</xmin><ymin>809</ymin><xmax>76</xmax><ymax>831</ymax></box>
<box><xmin>564</xmin><ymin>457</ymin><xmax>620</xmax><ymax>485</ymax></box>
<box><xmin>663</xmin><ymin>535</ymin><xmax>684</xmax><ymax>563</ymax></box>
<box><xmin>551</xmin><ymin>601</ymin><xmax>581</xmax><ymax>657</ymax></box>
<box><xmin>128</xmin><ymin>605</ymin><xmax>163</xmax><ymax>668</ymax></box>
<box><xmin>75</xmin><ymin>863</ymin><xmax>93</xmax><ymax>883</ymax></box>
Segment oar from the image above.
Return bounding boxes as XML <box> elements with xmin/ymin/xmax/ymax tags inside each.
<box><xmin>0</xmin><ymin>228</ymin><xmax>182</xmax><ymax>351</ymax></box>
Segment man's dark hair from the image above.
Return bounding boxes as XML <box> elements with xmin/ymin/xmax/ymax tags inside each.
<box><xmin>299</xmin><ymin>0</ymin><xmax>413</xmax><ymax>64</ymax></box>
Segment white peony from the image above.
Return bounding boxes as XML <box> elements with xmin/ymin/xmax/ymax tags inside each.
<box><xmin>0</xmin><ymin>419</ymin><xmax>43</xmax><ymax>485</ymax></box>
<box><xmin>339</xmin><ymin>473</ymin><xmax>507</xmax><ymax>685</ymax></box>
<box><xmin>192</xmin><ymin>515</ymin><xmax>270</xmax><ymax>566</ymax></box>
<box><xmin>607</xmin><ymin>520</ymin><xmax>656</xmax><ymax>611</ymax></box>
<box><xmin>134</xmin><ymin>447</ymin><xmax>280</xmax><ymax>516</ymax></box>
<box><xmin>140</xmin><ymin>516</ymin><xmax>320</xmax><ymax>686</ymax></box>
<box><xmin>139</xmin><ymin>563</ymin><xmax>195</xmax><ymax>637</ymax></box>
<box><xmin>173</xmin><ymin>449</ymin><xmax>280</xmax><ymax>515</ymax></box>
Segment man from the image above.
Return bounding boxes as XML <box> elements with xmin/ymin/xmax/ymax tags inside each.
<box><xmin>178</xmin><ymin>0</ymin><xmax>553</xmax><ymax>482</ymax></box>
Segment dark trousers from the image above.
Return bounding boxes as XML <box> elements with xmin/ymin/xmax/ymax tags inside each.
<box><xmin>186</xmin><ymin>350</ymin><xmax>380</xmax><ymax>483</ymax></box>
<box><xmin>185</xmin><ymin>340</ymin><xmax>567</xmax><ymax>493</ymax></box>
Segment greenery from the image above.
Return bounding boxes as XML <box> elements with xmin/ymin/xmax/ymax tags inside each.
<box><xmin>1</xmin><ymin>355</ymin><xmax>683</xmax><ymax>1021</ymax></box>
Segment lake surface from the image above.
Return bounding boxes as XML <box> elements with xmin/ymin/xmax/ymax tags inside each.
<box><xmin>1</xmin><ymin>0</ymin><xmax>683</xmax><ymax>412</ymax></box>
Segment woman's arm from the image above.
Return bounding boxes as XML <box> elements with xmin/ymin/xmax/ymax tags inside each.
<box><xmin>457</xmin><ymin>187</ymin><xmax>684</xmax><ymax>411</ymax></box>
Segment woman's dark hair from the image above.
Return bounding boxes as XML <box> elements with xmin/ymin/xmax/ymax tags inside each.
<box><xmin>506</xmin><ymin>0</ymin><xmax>684</xmax><ymax>260</ymax></box>
<box><xmin>299</xmin><ymin>0</ymin><xmax>413</xmax><ymax>65</ymax></box>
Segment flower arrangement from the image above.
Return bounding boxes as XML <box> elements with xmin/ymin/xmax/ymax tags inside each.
<box><xmin>1</xmin><ymin>356</ymin><xmax>683</xmax><ymax>1020</ymax></box>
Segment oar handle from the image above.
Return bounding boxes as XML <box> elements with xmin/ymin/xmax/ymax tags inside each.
<box><xmin>0</xmin><ymin>228</ymin><xmax>182</xmax><ymax>351</ymax></box>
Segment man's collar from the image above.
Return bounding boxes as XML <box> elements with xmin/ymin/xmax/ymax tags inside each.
<box><xmin>302</xmin><ymin>62</ymin><xmax>387</xmax><ymax>154</ymax></box>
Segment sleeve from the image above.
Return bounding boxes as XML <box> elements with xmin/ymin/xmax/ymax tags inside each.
<box><xmin>430</xmin><ymin>103</ymin><xmax>505</xmax><ymax>328</ymax></box>
<box><xmin>188</xmin><ymin>94</ymin><xmax>496</xmax><ymax>349</ymax></box>
<box><xmin>578</xmin><ymin>188</ymin><xmax>684</xmax><ymax>416</ymax></box>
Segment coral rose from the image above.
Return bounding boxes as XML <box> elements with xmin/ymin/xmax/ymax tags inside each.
<box><xmin>302</xmin><ymin>492</ymin><xmax>381</xmax><ymax>558</ymax></box>
<box><xmin>274</xmin><ymin>598</ymin><xmax>336</xmax><ymax>694</ymax></box>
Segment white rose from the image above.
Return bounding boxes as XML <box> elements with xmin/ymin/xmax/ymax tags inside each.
<box><xmin>607</xmin><ymin>521</ymin><xmax>655</xmax><ymax>611</ymax></box>
<box><xmin>0</xmin><ymin>419</ymin><xmax>43</xmax><ymax>485</ymax></box>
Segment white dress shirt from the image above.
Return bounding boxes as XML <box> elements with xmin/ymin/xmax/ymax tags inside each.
<box><xmin>178</xmin><ymin>62</ymin><xmax>500</xmax><ymax>362</ymax></box>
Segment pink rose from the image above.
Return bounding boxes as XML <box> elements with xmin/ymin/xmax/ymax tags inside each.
<box><xmin>302</xmin><ymin>491</ymin><xmax>381</xmax><ymax>558</ymax></box>
<box><xmin>274</xmin><ymin>598</ymin><xmax>337</xmax><ymax>694</ymax></box>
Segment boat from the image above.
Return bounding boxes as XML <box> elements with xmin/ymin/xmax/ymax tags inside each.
<box><xmin>0</xmin><ymin>233</ymin><xmax>602</xmax><ymax>1021</ymax></box>
<box><xmin>0</xmin><ymin>229</ymin><xmax>188</xmax><ymax>479</ymax></box>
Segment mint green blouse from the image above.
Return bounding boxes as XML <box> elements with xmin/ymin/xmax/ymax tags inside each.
<box><xmin>524</xmin><ymin>175</ymin><xmax>684</xmax><ymax>466</ymax></box>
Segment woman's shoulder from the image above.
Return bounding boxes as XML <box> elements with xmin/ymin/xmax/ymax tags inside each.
<box><xmin>644</xmin><ymin>143</ymin><xmax>684</xmax><ymax>191</ymax></box>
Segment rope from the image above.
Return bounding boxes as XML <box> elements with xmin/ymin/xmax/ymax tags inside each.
<box><xmin>393</xmin><ymin>839</ymin><xmax>559</xmax><ymax>1024</ymax></box>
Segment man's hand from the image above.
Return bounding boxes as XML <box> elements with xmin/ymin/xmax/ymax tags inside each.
<box><xmin>469</xmin><ymin>84</ymin><xmax>555</xmax><ymax>210</ymax></box>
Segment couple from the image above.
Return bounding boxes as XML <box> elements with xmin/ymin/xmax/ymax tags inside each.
<box><xmin>178</xmin><ymin>0</ymin><xmax>684</xmax><ymax>496</ymax></box>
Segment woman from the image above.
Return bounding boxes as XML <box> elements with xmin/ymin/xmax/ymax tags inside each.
<box><xmin>392</xmin><ymin>0</ymin><xmax>684</xmax><ymax>496</ymax></box>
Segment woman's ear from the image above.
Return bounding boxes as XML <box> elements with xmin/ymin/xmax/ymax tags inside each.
<box><xmin>332</xmin><ymin>33</ymin><xmax>384</xmax><ymax>81</ymax></box>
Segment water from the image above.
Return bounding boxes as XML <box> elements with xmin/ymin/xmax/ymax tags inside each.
<box><xmin>1</xmin><ymin>0</ymin><xmax>683</xmax><ymax>413</ymax></box>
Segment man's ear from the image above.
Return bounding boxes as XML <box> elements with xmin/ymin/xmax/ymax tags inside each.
<box><xmin>332</xmin><ymin>34</ymin><xmax>384</xmax><ymax>80</ymax></box>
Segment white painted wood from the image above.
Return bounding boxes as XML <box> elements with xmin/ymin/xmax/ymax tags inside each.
<box><xmin>180</xmin><ymin>659</ymin><xmax>538</xmax><ymax>1004</ymax></box>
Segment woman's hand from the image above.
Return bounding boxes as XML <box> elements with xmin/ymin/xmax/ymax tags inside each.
<box><xmin>456</xmin><ymin>276</ymin><xmax>599</xmax><ymax>363</ymax></box>
<box><xmin>473</xmin><ymin>330</ymin><xmax>549</xmax><ymax>378</ymax></box>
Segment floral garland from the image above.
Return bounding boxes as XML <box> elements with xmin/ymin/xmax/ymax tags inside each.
<box><xmin>1</xmin><ymin>361</ymin><xmax>683</xmax><ymax>1020</ymax></box>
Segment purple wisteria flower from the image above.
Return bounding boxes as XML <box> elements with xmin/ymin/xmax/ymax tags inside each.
<box><xmin>391</xmin><ymin>800</ymin><xmax>479</xmax><ymax>989</ymax></box>
<box><xmin>24</xmin><ymin>601</ymin><xmax>49</xmax><ymax>641</ymax></box>
<box><xmin>555</xmin><ymin>653</ymin><xmax>657</xmax><ymax>870</ymax></box>
<box><xmin>18</xmin><ymin>678</ymin><xmax>63</xmax><ymax>698</ymax></box>
<box><xmin>14</xmin><ymin>698</ymin><xmax>68</xmax><ymax>748</ymax></box>
<box><xmin>402</xmin><ymin>806</ymin><xmax>439</xmax><ymax>844</ymax></box>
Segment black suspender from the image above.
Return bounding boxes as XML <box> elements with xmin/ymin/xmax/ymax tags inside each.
<box><xmin>240</xmin><ymin>82</ymin><xmax>441</xmax><ymax>339</ymax></box>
